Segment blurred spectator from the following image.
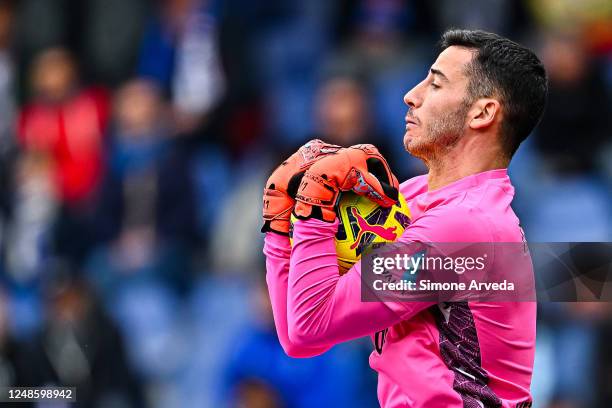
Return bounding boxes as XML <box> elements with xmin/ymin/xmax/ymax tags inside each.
<box><xmin>207</xmin><ymin>152</ymin><xmax>267</xmax><ymax>274</ymax></box>
<box><xmin>88</xmin><ymin>79</ymin><xmax>196</xmax><ymax>295</ymax></box>
<box><xmin>21</xmin><ymin>274</ymin><xmax>143</xmax><ymax>407</ymax></box>
<box><xmin>527</xmin><ymin>0</ymin><xmax>612</xmax><ymax>55</ymax></box>
<box><xmin>335</xmin><ymin>0</ymin><xmax>413</xmax><ymax>68</ymax></box>
<box><xmin>538</xmin><ymin>303</ymin><xmax>612</xmax><ymax>408</ymax></box>
<box><xmin>190</xmin><ymin>141</ymin><xmax>232</xmax><ymax>244</ymax></box>
<box><xmin>435</xmin><ymin>0</ymin><xmax>530</xmax><ymax>37</ymax></box>
<box><xmin>249</xmin><ymin>1</ymin><xmax>336</xmax><ymax>145</ymax></box>
<box><xmin>535</xmin><ymin>31</ymin><xmax>611</xmax><ymax>175</ymax></box>
<box><xmin>328</xmin><ymin>0</ymin><xmax>434</xmax><ymax>86</ymax></box>
<box><xmin>17</xmin><ymin>47</ymin><xmax>108</xmax><ymax>204</ymax></box>
<box><xmin>16</xmin><ymin>47</ymin><xmax>109</xmax><ymax>262</ymax></box>
<box><xmin>314</xmin><ymin>73</ymin><xmax>417</xmax><ymax>179</ymax></box>
<box><xmin>314</xmin><ymin>75</ymin><xmax>372</xmax><ymax>146</ymax></box>
<box><xmin>4</xmin><ymin>153</ymin><xmax>57</xmax><ymax>285</ymax></box>
<box><xmin>139</xmin><ymin>0</ymin><xmax>225</xmax><ymax>134</ymax></box>
<box><xmin>312</xmin><ymin>73</ymin><xmax>416</xmax><ymax>179</ymax></box>
<box><xmin>224</xmin><ymin>280</ymin><xmax>375</xmax><ymax>408</ymax></box>
<box><xmin>93</xmin><ymin>274</ymin><xmax>196</xmax><ymax>407</ymax></box>
<box><xmin>13</xmin><ymin>0</ymin><xmax>66</xmax><ymax>67</ymax></box>
<box><xmin>80</xmin><ymin>0</ymin><xmax>150</xmax><ymax>86</ymax></box>
<box><xmin>14</xmin><ymin>0</ymin><xmax>149</xmax><ymax>91</ymax></box>
<box><xmin>0</xmin><ymin>0</ymin><xmax>19</xmax><ymax>268</ymax></box>
<box><xmin>0</xmin><ymin>288</ymin><xmax>35</xmax><ymax>408</ymax></box>
<box><xmin>233</xmin><ymin>379</ymin><xmax>281</xmax><ymax>408</ymax></box>
<box><xmin>0</xmin><ymin>0</ymin><xmax>15</xmax><ymax>149</ymax></box>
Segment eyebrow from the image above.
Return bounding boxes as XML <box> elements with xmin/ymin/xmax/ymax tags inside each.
<box><xmin>430</xmin><ymin>68</ymin><xmax>449</xmax><ymax>82</ymax></box>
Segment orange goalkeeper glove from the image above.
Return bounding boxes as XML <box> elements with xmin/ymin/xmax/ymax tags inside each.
<box><xmin>294</xmin><ymin>144</ymin><xmax>399</xmax><ymax>222</ymax></box>
<box><xmin>262</xmin><ymin>139</ymin><xmax>342</xmax><ymax>235</ymax></box>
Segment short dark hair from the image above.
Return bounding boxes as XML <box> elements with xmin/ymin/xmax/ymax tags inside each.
<box><xmin>440</xmin><ymin>29</ymin><xmax>548</xmax><ymax>157</ymax></box>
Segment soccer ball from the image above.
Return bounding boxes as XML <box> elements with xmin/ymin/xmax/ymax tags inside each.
<box><xmin>290</xmin><ymin>191</ymin><xmax>411</xmax><ymax>274</ymax></box>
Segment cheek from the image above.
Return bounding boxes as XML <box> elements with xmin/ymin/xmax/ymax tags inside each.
<box><xmin>423</xmin><ymin>91</ymin><xmax>459</xmax><ymax>121</ymax></box>
<box><xmin>419</xmin><ymin>102</ymin><xmax>441</xmax><ymax>127</ymax></box>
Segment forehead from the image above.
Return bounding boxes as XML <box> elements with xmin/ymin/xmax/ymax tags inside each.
<box><xmin>432</xmin><ymin>46</ymin><xmax>475</xmax><ymax>81</ymax></box>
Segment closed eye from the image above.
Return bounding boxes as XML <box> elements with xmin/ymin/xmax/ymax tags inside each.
<box><xmin>430</xmin><ymin>83</ymin><xmax>440</xmax><ymax>89</ymax></box>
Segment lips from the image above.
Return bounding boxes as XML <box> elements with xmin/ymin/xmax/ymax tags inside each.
<box><xmin>405</xmin><ymin>115</ymin><xmax>419</xmax><ymax>127</ymax></box>
<box><xmin>405</xmin><ymin>117</ymin><xmax>418</xmax><ymax>130</ymax></box>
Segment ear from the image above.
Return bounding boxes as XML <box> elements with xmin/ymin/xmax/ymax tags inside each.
<box><xmin>468</xmin><ymin>98</ymin><xmax>500</xmax><ymax>130</ymax></box>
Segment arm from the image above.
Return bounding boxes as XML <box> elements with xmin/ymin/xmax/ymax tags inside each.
<box><xmin>260</xmin><ymin>139</ymin><xmax>343</xmax><ymax>357</ymax></box>
<box><xmin>263</xmin><ymin>232</ymin><xmax>332</xmax><ymax>357</ymax></box>
<box><xmin>286</xmin><ymin>219</ymin><xmax>435</xmax><ymax>348</ymax></box>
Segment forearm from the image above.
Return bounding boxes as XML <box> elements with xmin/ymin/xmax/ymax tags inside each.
<box><xmin>263</xmin><ymin>233</ymin><xmax>331</xmax><ymax>357</ymax></box>
<box><xmin>287</xmin><ymin>219</ymin><xmax>433</xmax><ymax>347</ymax></box>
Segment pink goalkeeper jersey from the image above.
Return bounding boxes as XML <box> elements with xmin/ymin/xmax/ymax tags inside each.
<box><xmin>264</xmin><ymin>168</ymin><xmax>536</xmax><ymax>408</ymax></box>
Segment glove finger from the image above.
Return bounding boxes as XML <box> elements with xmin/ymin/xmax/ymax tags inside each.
<box><xmin>294</xmin><ymin>201</ymin><xmax>337</xmax><ymax>222</ymax></box>
<box><xmin>297</xmin><ymin>139</ymin><xmax>342</xmax><ymax>169</ymax></box>
<box><xmin>350</xmin><ymin>169</ymin><xmax>398</xmax><ymax>207</ymax></box>
<box><xmin>366</xmin><ymin>157</ymin><xmax>397</xmax><ymax>188</ymax></box>
<box><xmin>286</xmin><ymin>171</ymin><xmax>305</xmax><ymax>199</ymax></box>
<box><xmin>348</xmin><ymin>144</ymin><xmax>397</xmax><ymax>187</ymax></box>
<box><xmin>262</xmin><ymin>187</ymin><xmax>294</xmax><ymax>233</ymax></box>
<box><xmin>349</xmin><ymin>143</ymin><xmax>379</xmax><ymax>154</ymax></box>
<box><xmin>294</xmin><ymin>170</ymin><xmax>340</xmax><ymax>222</ymax></box>
<box><xmin>263</xmin><ymin>189</ymin><xmax>293</xmax><ymax>220</ymax></box>
<box><xmin>341</xmin><ymin>147</ymin><xmax>399</xmax><ymax>206</ymax></box>
<box><xmin>365</xmin><ymin>157</ymin><xmax>399</xmax><ymax>202</ymax></box>
<box><xmin>295</xmin><ymin>171</ymin><xmax>339</xmax><ymax>208</ymax></box>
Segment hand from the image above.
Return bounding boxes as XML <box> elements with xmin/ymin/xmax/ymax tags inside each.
<box><xmin>262</xmin><ymin>139</ymin><xmax>342</xmax><ymax>235</ymax></box>
<box><xmin>294</xmin><ymin>144</ymin><xmax>399</xmax><ymax>222</ymax></box>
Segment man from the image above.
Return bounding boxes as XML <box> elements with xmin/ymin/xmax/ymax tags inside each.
<box><xmin>262</xmin><ymin>29</ymin><xmax>547</xmax><ymax>407</ymax></box>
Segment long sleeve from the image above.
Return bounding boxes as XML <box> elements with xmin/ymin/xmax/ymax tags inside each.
<box><xmin>286</xmin><ymin>219</ymin><xmax>434</xmax><ymax>348</ymax></box>
<box><xmin>263</xmin><ymin>232</ymin><xmax>332</xmax><ymax>357</ymax></box>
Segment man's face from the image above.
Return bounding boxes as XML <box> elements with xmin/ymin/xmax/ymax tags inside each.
<box><xmin>403</xmin><ymin>46</ymin><xmax>475</xmax><ymax>160</ymax></box>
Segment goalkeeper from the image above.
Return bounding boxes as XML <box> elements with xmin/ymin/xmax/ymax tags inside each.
<box><xmin>262</xmin><ymin>29</ymin><xmax>547</xmax><ymax>408</ymax></box>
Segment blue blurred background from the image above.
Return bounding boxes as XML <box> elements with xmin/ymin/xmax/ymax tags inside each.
<box><xmin>0</xmin><ymin>0</ymin><xmax>610</xmax><ymax>407</ymax></box>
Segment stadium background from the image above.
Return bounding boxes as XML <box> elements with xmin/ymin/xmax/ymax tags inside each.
<box><xmin>0</xmin><ymin>0</ymin><xmax>610</xmax><ymax>407</ymax></box>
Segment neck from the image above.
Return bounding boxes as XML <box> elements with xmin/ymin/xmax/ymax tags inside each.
<box><xmin>425</xmin><ymin>138</ymin><xmax>509</xmax><ymax>191</ymax></box>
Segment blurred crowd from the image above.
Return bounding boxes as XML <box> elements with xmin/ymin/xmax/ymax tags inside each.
<box><xmin>0</xmin><ymin>0</ymin><xmax>609</xmax><ymax>407</ymax></box>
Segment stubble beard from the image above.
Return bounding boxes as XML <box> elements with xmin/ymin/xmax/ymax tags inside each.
<box><xmin>405</xmin><ymin>100</ymin><xmax>471</xmax><ymax>165</ymax></box>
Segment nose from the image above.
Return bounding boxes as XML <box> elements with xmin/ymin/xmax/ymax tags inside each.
<box><xmin>403</xmin><ymin>80</ymin><xmax>424</xmax><ymax>108</ymax></box>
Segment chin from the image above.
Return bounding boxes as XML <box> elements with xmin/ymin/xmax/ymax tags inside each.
<box><xmin>403</xmin><ymin>132</ymin><xmax>418</xmax><ymax>152</ymax></box>
<box><xmin>405</xmin><ymin>144</ymin><xmax>417</xmax><ymax>157</ymax></box>
<box><xmin>403</xmin><ymin>132</ymin><xmax>413</xmax><ymax>149</ymax></box>
<box><xmin>404</xmin><ymin>137</ymin><xmax>429</xmax><ymax>160</ymax></box>
<box><xmin>404</xmin><ymin>140</ymin><xmax>418</xmax><ymax>157</ymax></box>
